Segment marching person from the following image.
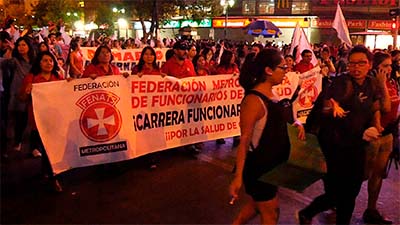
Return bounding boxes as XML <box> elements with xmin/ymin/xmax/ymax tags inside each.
<box><xmin>19</xmin><ymin>51</ymin><xmax>63</xmax><ymax>192</ymax></box>
<box><xmin>230</xmin><ymin>48</ymin><xmax>305</xmax><ymax>225</ymax></box>
<box><xmin>2</xmin><ymin>36</ymin><xmax>35</xmax><ymax>152</ymax></box>
<box><xmin>298</xmin><ymin>45</ymin><xmax>382</xmax><ymax>225</ymax></box>
<box><xmin>82</xmin><ymin>45</ymin><xmax>121</xmax><ymax>79</ymax></box>
<box><xmin>161</xmin><ymin>40</ymin><xmax>196</xmax><ymax>78</ymax></box>
<box><xmin>363</xmin><ymin>51</ymin><xmax>398</xmax><ymax>224</ymax></box>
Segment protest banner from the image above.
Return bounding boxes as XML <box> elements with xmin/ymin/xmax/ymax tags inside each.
<box><xmin>32</xmin><ymin>75</ymin><xmax>243</xmax><ymax>173</ymax></box>
<box><xmin>272</xmin><ymin>71</ymin><xmax>300</xmax><ymax>101</ymax></box>
<box><xmin>292</xmin><ymin>67</ymin><xmax>323</xmax><ymax>123</ymax></box>
<box><xmin>80</xmin><ymin>47</ymin><xmax>169</xmax><ymax>73</ymax></box>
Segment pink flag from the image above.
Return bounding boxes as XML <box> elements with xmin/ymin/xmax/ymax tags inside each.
<box><xmin>289</xmin><ymin>22</ymin><xmax>301</xmax><ymax>55</ymax></box>
<box><xmin>290</xmin><ymin>22</ymin><xmax>318</xmax><ymax>66</ymax></box>
<box><xmin>332</xmin><ymin>4</ymin><xmax>352</xmax><ymax>47</ymax></box>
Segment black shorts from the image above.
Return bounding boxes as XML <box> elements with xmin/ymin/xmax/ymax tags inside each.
<box><xmin>243</xmin><ymin>152</ymin><xmax>278</xmax><ymax>202</ymax></box>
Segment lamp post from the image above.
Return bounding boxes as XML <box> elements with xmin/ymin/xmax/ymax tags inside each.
<box><xmin>113</xmin><ymin>7</ymin><xmax>126</xmax><ymax>38</ymax></box>
<box><xmin>220</xmin><ymin>0</ymin><xmax>235</xmax><ymax>39</ymax></box>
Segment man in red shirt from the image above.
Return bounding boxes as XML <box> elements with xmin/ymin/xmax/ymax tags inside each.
<box><xmin>294</xmin><ymin>49</ymin><xmax>314</xmax><ymax>73</ymax></box>
<box><xmin>161</xmin><ymin>40</ymin><xmax>196</xmax><ymax>78</ymax></box>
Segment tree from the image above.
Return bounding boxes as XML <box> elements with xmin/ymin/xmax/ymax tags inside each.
<box><xmin>31</xmin><ymin>0</ymin><xmax>83</xmax><ymax>31</ymax></box>
<box><xmin>127</xmin><ymin>0</ymin><xmax>223</xmax><ymax>40</ymax></box>
<box><xmin>93</xmin><ymin>4</ymin><xmax>115</xmax><ymax>36</ymax></box>
<box><xmin>0</xmin><ymin>3</ymin><xmax>26</xmax><ymax>28</ymax></box>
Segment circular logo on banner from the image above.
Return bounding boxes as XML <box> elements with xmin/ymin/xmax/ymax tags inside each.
<box><xmin>298</xmin><ymin>86</ymin><xmax>318</xmax><ymax>108</ymax></box>
<box><xmin>76</xmin><ymin>91</ymin><xmax>122</xmax><ymax>142</ymax></box>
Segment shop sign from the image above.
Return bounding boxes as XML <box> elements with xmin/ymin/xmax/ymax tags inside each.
<box><xmin>368</xmin><ymin>20</ymin><xmax>392</xmax><ymax>29</ymax></box>
<box><xmin>181</xmin><ymin>19</ymin><xmax>212</xmax><ymax>28</ymax></box>
<box><xmin>311</xmin><ymin>19</ymin><xmax>332</xmax><ymax>28</ymax></box>
<box><xmin>347</xmin><ymin>20</ymin><xmax>366</xmax><ymax>29</ymax></box>
<box><xmin>319</xmin><ymin>0</ymin><xmax>397</xmax><ymax>6</ymax></box>
<box><xmin>213</xmin><ymin>17</ymin><xmax>308</xmax><ymax>28</ymax></box>
<box><xmin>162</xmin><ymin>20</ymin><xmax>180</xmax><ymax>28</ymax></box>
<box><xmin>311</xmin><ymin>19</ymin><xmax>366</xmax><ymax>29</ymax></box>
<box><xmin>212</xmin><ymin>18</ymin><xmax>251</xmax><ymax>28</ymax></box>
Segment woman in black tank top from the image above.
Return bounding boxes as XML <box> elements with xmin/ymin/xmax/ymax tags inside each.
<box><xmin>230</xmin><ymin>48</ymin><xmax>305</xmax><ymax>225</ymax></box>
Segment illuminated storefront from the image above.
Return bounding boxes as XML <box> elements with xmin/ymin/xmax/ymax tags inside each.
<box><xmin>212</xmin><ymin>0</ymin><xmax>399</xmax><ymax>47</ymax></box>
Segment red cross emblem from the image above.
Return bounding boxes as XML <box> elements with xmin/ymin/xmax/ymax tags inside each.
<box><xmin>298</xmin><ymin>86</ymin><xmax>318</xmax><ymax>108</ymax></box>
<box><xmin>76</xmin><ymin>91</ymin><xmax>122</xmax><ymax>142</ymax></box>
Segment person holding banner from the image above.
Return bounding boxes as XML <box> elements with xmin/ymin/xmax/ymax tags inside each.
<box><xmin>131</xmin><ymin>46</ymin><xmax>165</xmax><ymax>168</ymax></box>
<box><xmin>161</xmin><ymin>40</ymin><xmax>196</xmax><ymax>79</ymax></box>
<box><xmin>294</xmin><ymin>49</ymin><xmax>314</xmax><ymax>73</ymax></box>
<box><xmin>298</xmin><ymin>45</ymin><xmax>382</xmax><ymax>225</ymax></box>
<box><xmin>192</xmin><ymin>54</ymin><xmax>210</xmax><ymax>76</ymax></box>
<box><xmin>212</xmin><ymin>49</ymin><xmax>240</xmax><ymax>145</ymax></box>
<box><xmin>82</xmin><ymin>45</ymin><xmax>120</xmax><ymax>79</ymax></box>
<box><xmin>230</xmin><ymin>48</ymin><xmax>305</xmax><ymax>225</ymax></box>
<box><xmin>131</xmin><ymin>46</ymin><xmax>164</xmax><ymax>77</ymax></box>
<box><xmin>19</xmin><ymin>51</ymin><xmax>63</xmax><ymax>192</ymax></box>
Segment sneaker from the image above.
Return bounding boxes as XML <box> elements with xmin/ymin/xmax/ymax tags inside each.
<box><xmin>216</xmin><ymin>138</ymin><xmax>226</xmax><ymax>145</ymax></box>
<box><xmin>296</xmin><ymin>210</ymin><xmax>312</xmax><ymax>225</ymax></box>
<box><xmin>233</xmin><ymin>137</ymin><xmax>240</xmax><ymax>147</ymax></box>
<box><xmin>13</xmin><ymin>143</ymin><xmax>22</xmax><ymax>151</ymax></box>
<box><xmin>186</xmin><ymin>145</ymin><xmax>200</xmax><ymax>154</ymax></box>
<box><xmin>32</xmin><ymin>149</ymin><xmax>42</xmax><ymax>158</ymax></box>
<box><xmin>363</xmin><ymin>209</ymin><xmax>392</xmax><ymax>224</ymax></box>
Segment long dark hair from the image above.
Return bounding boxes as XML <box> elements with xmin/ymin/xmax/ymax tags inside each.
<box><xmin>66</xmin><ymin>40</ymin><xmax>80</xmax><ymax>66</ymax></box>
<box><xmin>37</xmin><ymin>41</ymin><xmax>50</xmax><ymax>52</ymax></box>
<box><xmin>239</xmin><ymin>48</ymin><xmax>282</xmax><ymax>91</ymax></box>
<box><xmin>30</xmin><ymin>51</ymin><xmax>60</xmax><ymax>79</ymax></box>
<box><xmin>136</xmin><ymin>46</ymin><xmax>159</xmax><ymax>72</ymax></box>
<box><xmin>91</xmin><ymin>45</ymin><xmax>113</xmax><ymax>65</ymax></box>
<box><xmin>217</xmin><ymin>50</ymin><xmax>235</xmax><ymax>70</ymax></box>
<box><xmin>12</xmin><ymin>36</ymin><xmax>36</xmax><ymax>63</ymax></box>
<box><xmin>372</xmin><ymin>51</ymin><xmax>391</xmax><ymax>70</ymax></box>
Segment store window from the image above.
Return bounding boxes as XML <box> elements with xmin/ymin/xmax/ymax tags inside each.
<box><xmin>242</xmin><ymin>0</ymin><xmax>256</xmax><ymax>15</ymax></box>
<box><xmin>258</xmin><ymin>0</ymin><xmax>275</xmax><ymax>14</ymax></box>
<box><xmin>291</xmin><ymin>0</ymin><xmax>309</xmax><ymax>14</ymax></box>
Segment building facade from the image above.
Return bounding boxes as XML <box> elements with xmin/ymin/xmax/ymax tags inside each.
<box><xmin>211</xmin><ymin>0</ymin><xmax>399</xmax><ymax>47</ymax></box>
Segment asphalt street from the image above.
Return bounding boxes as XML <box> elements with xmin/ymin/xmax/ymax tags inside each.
<box><xmin>1</xmin><ymin>138</ymin><xmax>399</xmax><ymax>224</ymax></box>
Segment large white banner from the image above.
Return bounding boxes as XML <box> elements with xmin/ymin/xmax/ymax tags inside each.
<box><xmin>32</xmin><ymin>75</ymin><xmax>243</xmax><ymax>173</ymax></box>
<box><xmin>32</xmin><ymin>69</ymin><xmax>321</xmax><ymax>174</ymax></box>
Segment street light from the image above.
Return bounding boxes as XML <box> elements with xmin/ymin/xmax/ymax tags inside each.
<box><xmin>112</xmin><ymin>7</ymin><xmax>126</xmax><ymax>38</ymax></box>
<box><xmin>118</xmin><ymin>18</ymin><xmax>128</xmax><ymax>39</ymax></box>
<box><xmin>220</xmin><ymin>0</ymin><xmax>235</xmax><ymax>39</ymax></box>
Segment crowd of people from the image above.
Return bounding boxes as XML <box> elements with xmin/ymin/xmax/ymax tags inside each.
<box><xmin>0</xmin><ymin>25</ymin><xmax>399</xmax><ymax>225</ymax></box>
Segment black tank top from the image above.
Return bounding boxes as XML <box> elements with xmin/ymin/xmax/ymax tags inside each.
<box><xmin>246</xmin><ymin>90</ymin><xmax>291</xmax><ymax>170</ymax></box>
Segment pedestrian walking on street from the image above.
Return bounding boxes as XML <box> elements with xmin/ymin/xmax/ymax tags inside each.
<box><xmin>230</xmin><ymin>48</ymin><xmax>305</xmax><ymax>225</ymax></box>
<box><xmin>298</xmin><ymin>45</ymin><xmax>383</xmax><ymax>225</ymax></box>
<box><xmin>363</xmin><ymin>51</ymin><xmax>399</xmax><ymax>224</ymax></box>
